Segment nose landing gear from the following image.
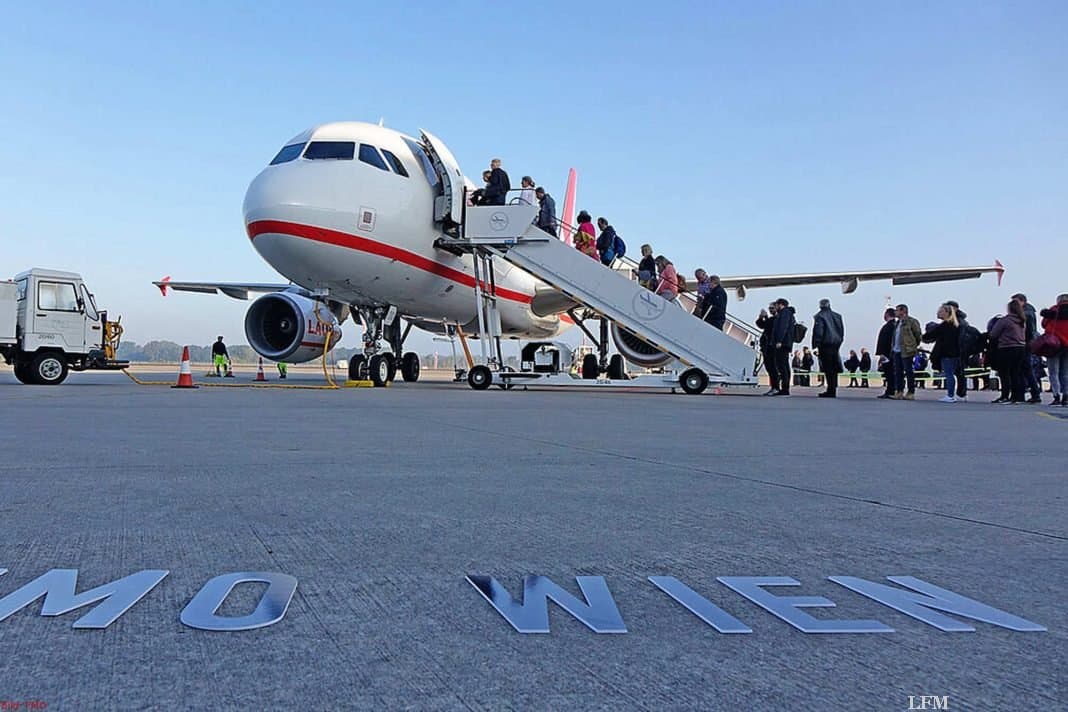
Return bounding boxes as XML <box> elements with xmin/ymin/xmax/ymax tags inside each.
<box><xmin>352</xmin><ymin>304</ymin><xmax>420</xmax><ymax>387</ymax></box>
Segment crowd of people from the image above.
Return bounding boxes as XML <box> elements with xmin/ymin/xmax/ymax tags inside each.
<box><xmin>755</xmin><ymin>293</ymin><xmax>1068</xmax><ymax>405</ymax></box>
<box><xmin>467</xmin><ymin>162</ymin><xmax>1068</xmax><ymax>404</ymax></box>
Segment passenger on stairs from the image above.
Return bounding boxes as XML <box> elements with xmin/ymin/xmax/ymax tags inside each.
<box><xmin>574</xmin><ymin>211</ymin><xmax>599</xmax><ymax>259</ymax></box>
<box><xmin>703</xmin><ymin>275</ymin><xmax>728</xmax><ymax>330</ymax></box>
<box><xmin>694</xmin><ymin>270</ymin><xmax>711</xmax><ymax>315</ymax></box>
<box><xmin>595</xmin><ymin>218</ymin><xmax>620</xmax><ymax>266</ymax></box>
<box><xmin>518</xmin><ymin>176</ymin><xmax>537</xmax><ymax>206</ymax></box>
<box><xmin>635</xmin><ymin>244</ymin><xmax>657</xmax><ymax>289</ymax></box>
<box><xmin>471</xmin><ymin>170</ymin><xmax>492</xmax><ymax>205</ymax></box>
<box><xmin>654</xmin><ymin>256</ymin><xmax>678</xmax><ymax>301</ymax></box>
<box><xmin>484</xmin><ymin>158</ymin><xmax>510</xmax><ymax>206</ymax></box>
<box><xmin>534</xmin><ymin>187</ymin><xmax>557</xmax><ymax>236</ymax></box>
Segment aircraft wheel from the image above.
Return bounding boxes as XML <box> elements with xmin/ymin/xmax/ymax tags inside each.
<box><xmin>607</xmin><ymin>354</ymin><xmax>626</xmax><ymax>380</ymax></box>
<box><xmin>401</xmin><ymin>352</ymin><xmax>420</xmax><ymax>382</ymax></box>
<box><xmin>348</xmin><ymin>355</ymin><xmax>367</xmax><ymax>381</ymax></box>
<box><xmin>369</xmin><ymin>354</ymin><xmax>390</xmax><ymax>387</ymax></box>
<box><xmin>581</xmin><ymin>354</ymin><xmax>599</xmax><ymax>380</ymax></box>
<box><xmin>468</xmin><ymin>365</ymin><xmax>492</xmax><ymax>390</ymax></box>
<box><xmin>33</xmin><ymin>353</ymin><xmax>68</xmax><ymax>385</ymax></box>
<box><xmin>679</xmin><ymin>368</ymin><xmax>708</xmax><ymax>395</ymax></box>
<box><xmin>384</xmin><ymin>353</ymin><xmax>397</xmax><ymax>382</ymax></box>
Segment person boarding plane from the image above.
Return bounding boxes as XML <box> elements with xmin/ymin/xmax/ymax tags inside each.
<box><xmin>155</xmin><ymin>121</ymin><xmax>1004</xmax><ymax>386</ymax></box>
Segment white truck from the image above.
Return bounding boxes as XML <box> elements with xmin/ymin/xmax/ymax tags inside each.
<box><xmin>1</xmin><ymin>268</ymin><xmax>129</xmax><ymax>385</ymax></box>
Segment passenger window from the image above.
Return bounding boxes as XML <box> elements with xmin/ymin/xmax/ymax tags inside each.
<box><xmin>304</xmin><ymin>141</ymin><xmax>355</xmax><ymax>160</ymax></box>
<box><xmin>402</xmin><ymin>138</ymin><xmax>440</xmax><ymax>188</ymax></box>
<box><xmin>381</xmin><ymin>149</ymin><xmax>409</xmax><ymax>177</ymax></box>
<box><xmin>358</xmin><ymin>144</ymin><xmax>389</xmax><ymax>171</ymax></box>
<box><xmin>269</xmin><ymin>143</ymin><xmax>305</xmax><ymax>165</ymax></box>
<box><xmin>38</xmin><ymin>282</ymin><xmax>79</xmax><ymax>312</ymax></box>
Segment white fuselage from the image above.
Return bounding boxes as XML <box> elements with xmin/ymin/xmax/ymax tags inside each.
<box><xmin>242</xmin><ymin>122</ymin><xmax>561</xmax><ymax>338</ymax></box>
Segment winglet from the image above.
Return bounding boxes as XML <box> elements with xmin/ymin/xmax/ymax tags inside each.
<box><xmin>994</xmin><ymin>260</ymin><xmax>1004</xmax><ymax>286</ymax></box>
<box><xmin>560</xmin><ymin>168</ymin><xmax>577</xmax><ymax>245</ymax></box>
<box><xmin>157</xmin><ymin>276</ymin><xmax>171</xmax><ymax>297</ymax></box>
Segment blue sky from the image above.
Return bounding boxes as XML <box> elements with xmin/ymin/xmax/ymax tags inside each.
<box><xmin>2</xmin><ymin>1</ymin><xmax>1065</xmax><ymax>354</ymax></box>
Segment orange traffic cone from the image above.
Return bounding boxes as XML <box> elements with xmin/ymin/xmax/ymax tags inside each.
<box><xmin>255</xmin><ymin>357</ymin><xmax>267</xmax><ymax>382</ymax></box>
<box><xmin>172</xmin><ymin>346</ymin><xmax>198</xmax><ymax>389</ymax></box>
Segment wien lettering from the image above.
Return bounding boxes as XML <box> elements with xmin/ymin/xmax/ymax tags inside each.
<box><xmin>0</xmin><ymin>568</ymin><xmax>1047</xmax><ymax>634</ymax></box>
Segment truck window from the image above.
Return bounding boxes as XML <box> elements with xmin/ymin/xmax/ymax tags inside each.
<box><xmin>16</xmin><ymin>278</ymin><xmax>27</xmax><ymax>301</ymax></box>
<box><xmin>38</xmin><ymin>282</ymin><xmax>79</xmax><ymax>312</ymax></box>
<box><xmin>80</xmin><ymin>284</ymin><xmax>99</xmax><ymax>320</ymax></box>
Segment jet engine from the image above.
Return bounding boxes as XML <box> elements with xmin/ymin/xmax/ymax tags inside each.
<box><xmin>610</xmin><ymin>323</ymin><xmax>674</xmax><ymax>369</ymax></box>
<box><xmin>244</xmin><ymin>292</ymin><xmax>342</xmax><ymax>363</ymax></box>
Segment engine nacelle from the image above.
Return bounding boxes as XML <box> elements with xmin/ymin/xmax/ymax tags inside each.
<box><xmin>244</xmin><ymin>292</ymin><xmax>341</xmax><ymax>364</ymax></box>
<box><xmin>610</xmin><ymin>323</ymin><xmax>674</xmax><ymax>369</ymax></box>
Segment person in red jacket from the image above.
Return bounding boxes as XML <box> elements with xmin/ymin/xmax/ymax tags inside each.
<box><xmin>1040</xmin><ymin>293</ymin><xmax>1068</xmax><ymax>406</ymax></box>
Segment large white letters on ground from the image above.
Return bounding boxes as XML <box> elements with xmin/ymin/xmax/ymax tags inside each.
<box><xmin>180</xmin><ymin>572</ymin><xmax>298</xmax><ymax>631</ymax></box>
<box><xmin>648</xmin><ymin>577</ymin><xmax>752</xmax><ymax>633</ymax></box>
<box><xmin>717</xmin><ymin>576</ymin><xmax>895</xmax><ymax>633</ymax></box>
<box><xmin>828</xmin><ymin>576</ymin><xmax>1047</xmax><ymax>632</ymax></box>
<box><xmin>0</xmin><ymin>568</ymin><xmax>169</xmax><ymax>629</ymax></box>
<box><xmin>466</xmin><ymin>575</ymin><xmax>627</xmax><ymax>634</ymax></box>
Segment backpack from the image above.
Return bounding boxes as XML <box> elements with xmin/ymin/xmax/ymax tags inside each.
<box><xmin>793</xmin><ymin>322</ymin><xmax>808</xmax><ymax>344</ymax></box>
<box><xmin>613</xmin><ymin>234</ymin><xmax>626</xmax><ymax>260</ymax></box>
<box><xmin>960</xmin><ymin>323</ymin><xmax>981</xmax><ymax>356</ymax></box>
<box><xmin>676</xmin><ymin>274</ymin><xmax>687</xmax><ymax>292</ymax></box>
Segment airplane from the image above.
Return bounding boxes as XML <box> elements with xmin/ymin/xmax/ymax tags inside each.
<box><xmin>155</xmin><ymin>121</ymin><xmax>1004</xmax><ymax>385</ymax></box>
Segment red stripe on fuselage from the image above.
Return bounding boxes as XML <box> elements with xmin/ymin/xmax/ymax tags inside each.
<box><xmin>247</xmin><ymin>220</ymin><xmax>533</xmax><ymax>305</ymax></box>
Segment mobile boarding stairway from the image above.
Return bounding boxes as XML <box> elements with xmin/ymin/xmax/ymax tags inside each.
<box><xmin>444</xmin><ymin>202</ymin><xmax>760</xmax><ymax>394</ymax></box>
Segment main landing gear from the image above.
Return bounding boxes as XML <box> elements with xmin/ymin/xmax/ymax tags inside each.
<box><xmin>349</xmin><ymin>305</ymin><xmax>421</xmax><ymax>387</ymax></box>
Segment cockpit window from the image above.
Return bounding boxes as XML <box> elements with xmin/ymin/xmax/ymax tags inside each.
<box><xmin>304</xmin><ymin>141</ymin><xmax>355</xmax><ymax>160</ymax></box>
<box><xmin>358</xmin><ymin>144</ymin><xmax>388</xmax><ymax>171</ymax></box>
<box><xmin>402</xmin><ymin>137</ymin><xmax>440</xmax><ymax>188</ymax></box>
<box><xmin>381</xmin><ymin>149</ymin><xmax>409</xmax><ymax>177</ymax></box>
<box><xmin>269</xmin><ymin>143</ymin><xmax>305</xmax><ymax>165</ymax></box>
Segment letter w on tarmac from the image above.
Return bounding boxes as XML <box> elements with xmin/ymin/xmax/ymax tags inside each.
<box><xmin>466</xmin><ymin>575</ymin><xmax>627</xmax><ymax>633</ymax></box>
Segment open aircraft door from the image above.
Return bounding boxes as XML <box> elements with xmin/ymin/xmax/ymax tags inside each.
<box><xmin>420</xmin><ymin>129</ymin><xmax>465</xmax><ymax>225</ymax></box>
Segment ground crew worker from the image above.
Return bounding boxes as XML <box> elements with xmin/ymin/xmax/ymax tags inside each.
<box><xmin>277</xmin><ymin>361</ymin><xmax>288</xmax><ymax>379</ymax></box>
<box><xmin>212</xmin><ymin>336</ymin><xmax>230</xmax><ymax>377</ymax></box>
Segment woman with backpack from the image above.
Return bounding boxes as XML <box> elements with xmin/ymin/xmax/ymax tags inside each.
<box><xmin>1039</xmin><ymin>293</ymin><xmax>1068</xmax><ymax>406</ymax></box>
<box><xmin>989</xmin><ymin>301</ymin><xmax>1028</xmax><ymax>404</ymax></box>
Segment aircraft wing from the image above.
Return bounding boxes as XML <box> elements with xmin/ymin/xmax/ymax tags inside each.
<box><xmin>718</xmin><ymin>261</ymin><xmax>1004</xmax><ymax>299</ymax></box>
<box><xmin>153</xmin><ymin>276</ymin><xmax>293</xmax><ymax>300</ymax></box>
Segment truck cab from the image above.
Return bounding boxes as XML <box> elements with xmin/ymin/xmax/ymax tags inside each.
<box><xmin>1</xmin><ymin>268</ymin><xmax>128</xmax><ymax>385</ymax></box>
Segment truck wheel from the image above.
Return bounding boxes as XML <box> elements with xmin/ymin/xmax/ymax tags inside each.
<box><xmin>607</xmin><ymin>354</ymin><xmax>627</xmax><ymax>380</ymax></box>
<box><xmin>33</xmin><ymin>353</ymin><xmax>69</xmax><ymax>385</ymax></box>
<box><xmin>13</xmin><ymin>361</ymin><xmax>35</xmax><ymax>384</ymax></box>
<box><xmin>679</xmin><ymin>368</ymin><xmax>708</xmax><ymax>395</ymax></box>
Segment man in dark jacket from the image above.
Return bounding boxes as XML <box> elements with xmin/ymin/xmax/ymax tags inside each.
<box><xmin>945</xmin><ymin>300</ymin><xmax>975</xmax><ymax>401</ymax></box>
<box><xmin>756</xmin><ymin>302</ymin><xmax>779</xmax><ymax>395</ymax></box>
<box><xmin>875</xmin><ymin>307</ymin><xmax>897</xmax><ymax>398</ymax></box>
<box><xmin>595</xmin><ymin>218</ymin><xmax>619</xmax><ymax>266</ymax></box>
<box><xmin>812</xmin><ymin>298</ymin><xmax>845</xmax><ymax>397</ymax></box>
<box><xmin>703</xmin><ymin>275</ymin><xmax>728</xmax><ymax>330</ymax></box>
<box><xmin>770</xmin><ymin>298</ymin><xmax>796</xmax><ymax>395</ymax></box>
<box><xmin>483</xmin><ymin>158</ymin><xmax>510</xmax><ymax>206</ymax></box>
<box><xmin>1012</xmin><ymin>293</ymin><xmax>1042</xmax><ymax>402</ymax></box>
<box><xmin>534</xmin><ymin>188</ymin><xmax>556</xmax><ymax>236</ymax></box>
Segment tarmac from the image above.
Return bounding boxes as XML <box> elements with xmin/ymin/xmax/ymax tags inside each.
<box><xmin>0</xmin><ymin>367</ymin><xmax>1064</xmax><ymax>711</ymax></box>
